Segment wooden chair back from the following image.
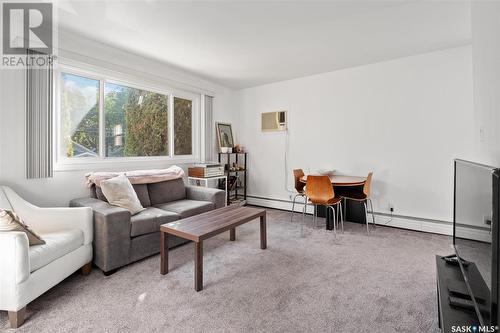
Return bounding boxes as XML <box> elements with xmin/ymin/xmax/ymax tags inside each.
<box><xmin>293</xmin><ymin>169</ymin><xmax>306</xmax><ymax>193</ymax></box>
<box><xmin>305</xmin><ymin>175</ymin><xmax>334</xmax><ymax>204</ymax></box>
<box><xmin>363</xmin><ymin>172</ymin><xmax>373</xmax><ymax>197</ymax></box>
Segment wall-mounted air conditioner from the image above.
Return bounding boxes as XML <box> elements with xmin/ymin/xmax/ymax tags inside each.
<box><xmin>261</xmin><ymin>111</ymin><xmax>287</xmax><ymax>132</ymax></box>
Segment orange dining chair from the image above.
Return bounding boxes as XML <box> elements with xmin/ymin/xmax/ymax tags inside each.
<box><xmin>304</xmin><ymin>175</ymin><xmax>343</xmax><ymax>235</ymax></box>
<box><xmin>290</xmin><ymin>169</ymin><xmax>307</xmax><ymax>222</ymax></box>
<box><xmin>343</xmin><ymin>172</ymin><xmax>375</xmax><ymax>233</ymax></box>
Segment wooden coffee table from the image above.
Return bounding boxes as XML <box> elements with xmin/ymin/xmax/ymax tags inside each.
<box><xmin>160</xmin><ymin>205</ymin><xmax>267</xmax><ymax>291</ymax></box>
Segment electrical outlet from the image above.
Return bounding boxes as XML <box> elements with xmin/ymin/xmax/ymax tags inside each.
<box><xmin>484</xmin><ymin>216</ymin><xmax>492</xmax><ymax>226</ymax></box>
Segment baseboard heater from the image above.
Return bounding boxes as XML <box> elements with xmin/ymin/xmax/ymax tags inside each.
<box><xmin>246</xmin><ymin>195</ymin><xmax>452</xmax><ymax>236</ymax></box>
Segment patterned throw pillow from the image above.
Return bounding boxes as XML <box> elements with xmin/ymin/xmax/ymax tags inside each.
<box><xmin>0</xmin><ymin>209</ymin><xmax>45</xmax><ymax>246</ymax></box>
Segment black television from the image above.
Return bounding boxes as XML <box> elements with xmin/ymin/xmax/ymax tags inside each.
<box><xmin>453</xmin><ymin>159</ymin><xmax>500</xmax><ymax>326</ymax></box>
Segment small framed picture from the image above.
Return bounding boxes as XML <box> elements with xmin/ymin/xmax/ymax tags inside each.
<box><xmin>216</xmin><ymin>122</ymin><xmax>234</xmax><ymax>152</ymax></box>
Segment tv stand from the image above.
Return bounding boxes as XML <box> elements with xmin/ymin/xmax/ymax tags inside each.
<box><xmin>436</xmin><ymin>255</ymin><xmax>489</xmax><ymax>331</ymax></box>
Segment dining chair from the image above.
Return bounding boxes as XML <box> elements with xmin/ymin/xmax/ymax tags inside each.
<box><xmin>290</xmin><ymin>169</ymin><xmax>307</xmax><ymax>222</ymax></box>
<box><xmin>343</xmin><ymin>172</ymin><xmax>375</xmax><ymax>233</ymax></box>
<box><xmin>303</xmin><ymin>175</ymin><xmax>343</xmax><ymax>235</ymax></box>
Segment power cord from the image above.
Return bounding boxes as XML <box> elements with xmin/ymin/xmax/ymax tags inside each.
<box><xmin>284</xmin><ymin>128</ymin><xmax>295</xmax><ymax>194</ymax></box>
<box><xmin>383</xmin><ymin>208</ymin><xmax>394</xmax><ymax>225</ymax></box>
<box><xmin>367</xmin><ymin>205</ymin><xmax>393</xmax><ymax>225</ymax></box>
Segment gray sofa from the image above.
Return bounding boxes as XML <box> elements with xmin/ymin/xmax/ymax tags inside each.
<box><xmin>70</xmin><ymin>178</ymin><xmax>225</xmax><ymax>274</ymax></box>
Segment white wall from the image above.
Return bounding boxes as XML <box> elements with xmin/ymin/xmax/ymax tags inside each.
<box><xmin>0</xmin><ymin>31</ymin><xmax>235</xmax><ymax>206</ymax></box>
<box><xmin>471</xmin><ymin>1</ymin><xmax>500</xmax><ymax>166</ymax></box>
<box><xmin>234</xmin><ymin>46</ymin><xmax>475</xmax><ymax>222</ymax></box>
<box><xmin>2</xmin><ymin>6</ymin><xmax>498</xmax><ymax>223</ymax></box>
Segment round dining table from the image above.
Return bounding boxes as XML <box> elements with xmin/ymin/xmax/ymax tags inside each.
<box><xmin>300</xmin><ymin>174</ymin><xmax>366</xmax><ymax>187</ymax></box>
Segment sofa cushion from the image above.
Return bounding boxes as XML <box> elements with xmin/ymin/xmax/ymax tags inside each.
<box><xmin>148</xmin><ymin>179</ymin><xmax>186</xmax><ymax>205</ymax></box>
<box><xmin>29</xmin><ymin>229</ymin><xmax>83</xmax><ymax>272</ymax></box>
<box><xmin>130</xmin><ymin>207</ymin><xmax>180</xmax><ymax>237</ymax></box>
<box><xmin>95</xmin><ymin>186</ymin><xmax>108</xmax><ymax>202</ymax></box>
<box><xmin>155</xmin><ymin>199</ymin><xmax>214</xmax><ymax>219</ymax></box>
<box><xmin>132</xmin><ymin>184</ymin><xmax>151</xmax><ymax>207</ymax></box>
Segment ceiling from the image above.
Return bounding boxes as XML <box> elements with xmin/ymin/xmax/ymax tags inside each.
<box><xmin>57</xmin><ymin>1</ymin><xmax>471</xmax><ymax>89</ymax></box>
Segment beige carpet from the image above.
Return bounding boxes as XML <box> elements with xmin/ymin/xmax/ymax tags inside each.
<box><xmin>0</xmin><ymin>208</ymin><xmax>451</xmax><ymax>332</ymax></box>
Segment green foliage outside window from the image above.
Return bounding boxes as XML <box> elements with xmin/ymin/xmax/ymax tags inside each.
<box><xmin>174</xmin><ymin>97</ymin><xmax>192</xmax><ymax>155</ymax></box>
<box><xmin>61</xmin><ymin>72</ymin><xmax>193</xmax><ymax>159</ymax></box>
<box><xmin>123</xmin><ymin>89</ymin><xmax>169</xmax><ymax>157</ymax></box>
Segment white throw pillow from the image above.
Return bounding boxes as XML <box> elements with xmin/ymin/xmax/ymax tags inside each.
<box><xmin>100</xmin><ymin>174</ymin><xmax>145</xmax><ymax>215</ymax></box>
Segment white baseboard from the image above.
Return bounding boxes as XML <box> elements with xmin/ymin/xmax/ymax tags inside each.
<box><xmin>246</xmin><ymin>196</ymin><xmax>453</xmax><ymax>236</ymax></box>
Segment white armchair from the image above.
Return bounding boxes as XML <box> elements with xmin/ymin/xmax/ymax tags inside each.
<box><xmin>0</xmin><ymin>186</ymin><xmax>93</xmax><ymax>328</ymax></box>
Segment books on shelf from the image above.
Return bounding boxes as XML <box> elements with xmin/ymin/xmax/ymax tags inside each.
<box><xmin>188</xmin><ymin>163</ymin><xmax>224</xmax><ymax>178</ymax></box>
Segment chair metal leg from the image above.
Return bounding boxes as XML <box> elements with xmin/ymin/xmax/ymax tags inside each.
<box><xmin>332</xmin><ymin>206</ymin><xmax>337</xmax><ymax>238</ymax></box>
<box><xmin>326</xmin><ymin>206</ymin><xmax>337</xmax><ymax>238</ymax></box>
<box><xmin>368</xmin><ymin>198</ymin><xmax>376</xmax><ymax>228</ymax></box>
<box><xmin>313</xmin><ymin>205</ymin><xmax>317</xmax><ymax>228</ymax></box>
<box><xmin>290</xmin><ymin>195</ymin><xmax>297</xmax><ymax>222</ymax></box>
<box><xmin>336</xmin><ymin>205</ymin><xmax>339</xmax><ymax>229</ymax></box>
<box><xmin>339</xmin><ymin>202</ymin><xmax>344</xmax><ymax>233</ymax></box>
<box><xmin>301</xmin><ymin>198</ymin><xmax>308</xmax><ymax>238</ymax></box>
<box><xmin>302</xmin><ymin>197</ymin><xmax>307</xmax><ymax>222</ymax></box>
<box><xmin>343</xmin><ymin>197</ymin><xmax>347</xmax><ymax>220</ymax></box>
<box><xmin>363</xmin><ymin>201</ymin><xmax>369</xmax><ymax>233</ymax></box>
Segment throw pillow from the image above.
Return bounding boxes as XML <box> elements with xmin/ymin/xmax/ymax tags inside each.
<box><xmin>0</xmin><ymin>209</ymin><xmax>45</xmax><ymax>245</ymax></box>
<box><xmin>100</xmin><ymin>174</ymin><xmax>145</xmax><ymax>215</ymax></box>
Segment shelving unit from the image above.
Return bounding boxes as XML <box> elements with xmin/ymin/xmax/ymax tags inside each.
<box><xmin>218</xmin><ymin>152</ymin><xmax>247</xmax><ymax>205</ymax></box>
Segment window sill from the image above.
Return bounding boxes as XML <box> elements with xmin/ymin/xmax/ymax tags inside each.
<box><xmin>54</xmin><ymin>156</ymin><xmax>200</xmax><ymax>172</ymax></box>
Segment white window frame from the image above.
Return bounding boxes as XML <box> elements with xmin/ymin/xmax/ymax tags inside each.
<box><xmin>54</xmin><ymin>64</ymin><xmax>201</xmax><ymax>171</ymax></box>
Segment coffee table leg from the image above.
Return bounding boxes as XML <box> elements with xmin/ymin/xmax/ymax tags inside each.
<box><xmin>160</xmin><ymin>231</ymin><xmax>169</xmax><ymax>275</ymax></box>
<box><xmin>230</xmin><ymin>228</ymin><xmax>236</xmax><ymax>241</ymax></box>
<box><xmin>195</xmin><ymin>241</ymin><xmax>203</xmax><ymax>291</ymax></box>
<box><xmin>260</xmin><ymin>214</ymin><xmax>267</xmax><ymax>249</ymax></box>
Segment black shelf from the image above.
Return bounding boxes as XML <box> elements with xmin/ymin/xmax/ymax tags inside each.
<box><xmin>229</xmin><ymin>187</ymin><xmax>246</xmax><ymax>191</ymax></box>
<box><xmin>218</xmin><ymin>152</ymin><xmax>247</xmax><ymax>205</ymax></box>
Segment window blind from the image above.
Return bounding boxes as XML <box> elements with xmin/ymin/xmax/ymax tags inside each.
<box><xmin>204</xmin><ymin>95</ymin><xmax>214</xmax><ymax>162</ymax></box>
<box><xmin>26</xmin><ymin>49</ymin><xmax>53</xmax><ymax>178</ymax></box>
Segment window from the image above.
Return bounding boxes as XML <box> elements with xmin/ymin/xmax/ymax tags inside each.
<box><xmin>104</xmin><ymin>83</ymin><xmax>169</xmax><ymax>157</ymax></box>
<box><xmin>60</xmin><ymin>73</ymin><xmax>100</xmax><ymax>158</ymax></box>
<box><xmin>57</xmin><ymin>68</ymin><xmax>198</xmax><ymax>165</ymax></box>
<box><xmin>174</xmin><ymin>97</ymin><xmax>192</xmax><ymax>155</ymax></box>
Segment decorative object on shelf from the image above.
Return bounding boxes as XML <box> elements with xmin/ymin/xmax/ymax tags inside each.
<box><xmin>216</xmin><ymin>122</ymin><xmax>234</xmax><ymax>152</ymax></box>
<box><xmin>234</xmin><ymin>144</ymin><xmax>245</xmax><ymax>153</ymax></box>
<box><xmin>229</xmin><ymin>162</ymin><xmax>246</xmax><ymax>172</ymax></box>
<box><xmin>218</xmin><ymin>152</ymin><xmax>248</xmax><ymax>205</ymax></box>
